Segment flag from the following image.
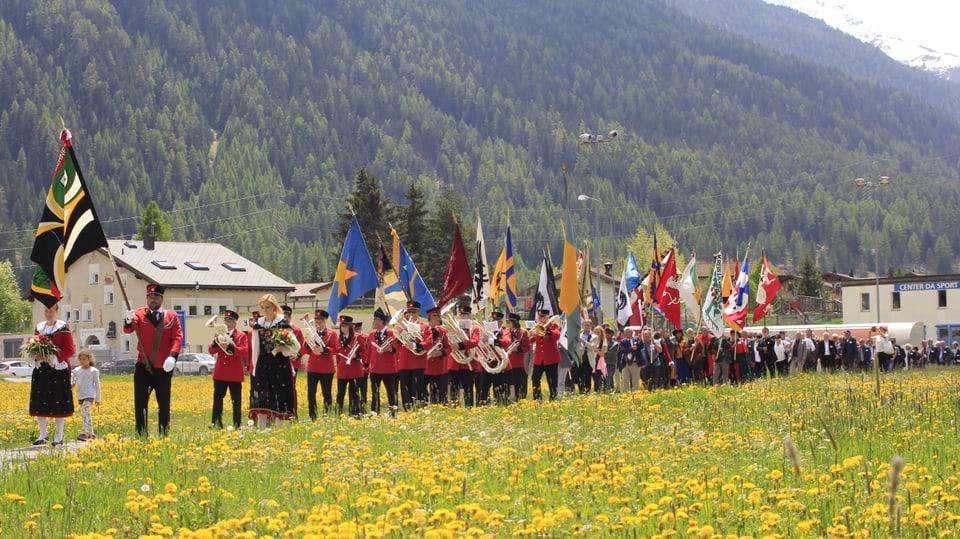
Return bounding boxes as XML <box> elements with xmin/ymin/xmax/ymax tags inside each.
<box><xmin>531</xmin><ymin>248</ymin><xmax>559</xmax><ymax>319</ymax></box>
<box><xmin>490</xmin><ymin>246</ymin><xmax>507</xmax><ymax>309</ymax></box>
<box><xmin>650</xmin><ymin>248</ymin><xmax>672</xmax><ymax>312</ymax></box>
<box><xmin>626</xmin><ymin>252</ymin><xmax>641</xmax><ymax>291</ymax></box>
<box><xmin>471</xmin><ymin>215</ymin><xmax>490</xmax><ymax>314</ymax></box>
<box><xmin>643</xmin><ymin>234</ymin><xmax>662</xmax><ymax>305</ymax></box>
<box><xmin>437</xmin><ymin>220</ymin><xmax>472</xmax><ymax>308</ymax></box>
<box><xmin>392</xmin><ymin>228</ymin><xmax>436</xmax><ymax>312</ymax></box>
<box><xmin>653</xmin><ymin>248</ymin><xmax>681</xmax><ymax>328</ymax></box>
<box><xmin>328</xmin><ymin>215</ymin><xmax>379</xmax><ymax>320</ymax></box>
<box><xmin>377</xmin><ymin>243</ymin><xmax>407</xmax><ymax>316</ymax></box>
<box><xmin>678</xmin><ymin>251</ymin><xmax>701</xmax><ymax>320</ymax></box>
<box><xmin>753</xmin><ymin>251</ymin><xmax>782</xmax><ymax>323</ymax></box>
<box><xmin>577</xmin><ymin>247</ymin><xmax>595</xmax><ymax>312</ymax></box>
<box><xmin>558</xmin><ymin>210</ymin><xmax>581</xmax><ymax>361</ymax></box>
<box><xmin>30</xmin><ymin>129</ymin><xmax>109</xmax><ymax>308</ymax></box>
<box><xmin>503</xmin><ymin>224</ymin><xmax>517</xmax><ymax>314</ymax></box>
<box><xmin>723</xmin><ymin>251</ymin><xmax>750</xmax><ymax>330</ymax></box>
<box><xmin>616</xmin><ymin>266</ymin><xmax>633</xmax><ymax>326</ymax></box>
<box><xmin>701</xmin><ymin>253</ymin><xmax>725</xmax><ymax>336</ymax></box>
<box><xmin>721</xmin><ymin>259</ymin><xmax>734</xmax><ymax>300</ymax></box>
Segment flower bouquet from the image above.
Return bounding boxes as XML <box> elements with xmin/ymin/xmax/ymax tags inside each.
<box><xmin>271</xmin><ymin>328</ymin><xmax>299</xmax><ymax>357</ymax></box>
<box><xmin>21</xmin><ymin>334</ymin><xmax>60</xmax><ymax>364</ymax></box>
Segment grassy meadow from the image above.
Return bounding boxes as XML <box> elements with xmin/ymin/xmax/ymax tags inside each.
<box><xmin>2</xmin><ymin>369</ymin><xmax>960</xmax><ymax>538</ymax></box>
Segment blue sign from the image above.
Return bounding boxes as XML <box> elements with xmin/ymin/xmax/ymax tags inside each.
<box><xmin>893</xmin><ymin>281</ymin><xmax>960</xmax><ymax>292</ymax></box>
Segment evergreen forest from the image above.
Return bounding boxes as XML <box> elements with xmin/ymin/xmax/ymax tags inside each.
<box><xmin>2</xmin><ymin>0</ymin><xmax>960</xmax><ymax>295</ymax></box>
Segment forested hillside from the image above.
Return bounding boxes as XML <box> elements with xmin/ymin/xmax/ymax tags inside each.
<box><xmin>2</xmin><ymin>0</ymin><xmax>960</xmax><ymax>294</ymax></box>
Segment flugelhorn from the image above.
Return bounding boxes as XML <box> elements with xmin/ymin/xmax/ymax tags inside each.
<box><xmin>206</xmin><ymin>315</ymin><xmax>230</xmax><ymax>353</ymax></box>
<box><xmin>372</xmin><ymin>332</ymin><xmax>396</xmax><ymax>354</ymax></box>
<box><xmin>340</xmin><ymin>340</ymin><xmax>360</xmax><ymax>365</ymax></box>
<box><xmin>298</xmin><ymin>313</ymin><xmax>327</xmax><ymax>354</ymax></box>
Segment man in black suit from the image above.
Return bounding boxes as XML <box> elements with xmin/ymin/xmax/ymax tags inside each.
<box><xmin>817</xmin><ymin>332</ymin><xmax>838</xmax><ymax>372</ymax></box>
<box><xmin>839</xmin><ymin>330</ymin><xmax>858</xmax><ymax>372</ymax></box>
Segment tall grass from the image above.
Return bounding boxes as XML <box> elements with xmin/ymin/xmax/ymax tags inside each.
<box><xmin>2</xmin><ymin>369</ymin><xmax>960</xmax><ymax>537</ymax></box>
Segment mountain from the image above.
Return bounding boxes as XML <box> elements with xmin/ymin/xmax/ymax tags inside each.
<box><xmin>763</xmin><ymin>0</ymin><xmax>960</xmax><ymax>80</ymax></box>
<box><xmin>2</xmin><ymin>0</ymin><xmax>960</xmax><ymax>295</ymax></box>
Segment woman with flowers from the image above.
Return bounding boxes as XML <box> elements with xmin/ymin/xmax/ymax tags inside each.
<box><xmin>27</xmin><ymin>303</ymin><xmax>75</xmax><ymax>445</ymax></box>
<box><xmin>248</xmin><ymin>293</ymin><xmax>300</xmax><ymax>426</ymax></box>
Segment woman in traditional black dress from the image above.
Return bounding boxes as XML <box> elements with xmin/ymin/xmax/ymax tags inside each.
<box><xmin>29</xmin><ymin>303</ymin><xmax>76</xmax><ymax>445</ymax></box>
<box><xmin>248</xmin><ymin>294</ymin><xmax>300</xmax><ymax>426</ymax></box>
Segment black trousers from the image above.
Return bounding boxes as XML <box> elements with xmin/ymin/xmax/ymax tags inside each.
<box><xmin>399</xmin><ymin>369</ymin><xmax>424</xmax><ymax>410</ymax></box>
<box><xmin>212</xmin><ymin>379</ymin><xmax>242</xmax><ymax>428</ymax></box>
<box><xmin>448</xmin><ymin>369</ymin><xmax>475</xmax><ymax>406</ymax></box>
<box><xmin>509</xmin><ymin>367</ymin><xmax>528</xmax><ymax>400</ymax></box>
<box><xmin>425</xmin><ymin>374</ymin><xmax>446</xmax><ymax>404</ymax></box>
<box><xmin>531</xmin><ymin>363</ymin><xmax>558</xmax><ymax>401</ymax></box>
<box><xmin>134</xmin><ymin>363</ymin><xmax>172</xmax><ymax>436</ymax></box>
<box><xmin>336</xmin><ymin>377</ymin><xmax>361</xmax><ymax>416</ymax></box>
<box><xmin>306</xmin><ymin>372</ymin><xmax>334</xmax><ymax>419</ymax></box>
<box><xmin>369</xmin><ymin>372</ymin><xmax>399</xmax><ymax>413</ymax></box>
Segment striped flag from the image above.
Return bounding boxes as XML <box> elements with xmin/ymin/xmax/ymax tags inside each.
<box><xmin>558</xmin><ymin>210</ymin><xmax>581</xmax><ymax>361</ymax></box>
<box><xmin>30</xmin><ymin>129</ymin><xmax>108</xmax><ymax>308</ymax></box>
<box><xmin>701</xmin><ymin>253</ymin><xmax>725</xmax><ymax>336</ymax></box>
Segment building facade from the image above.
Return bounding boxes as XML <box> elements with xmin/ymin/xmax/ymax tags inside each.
<box><xmin>841</xmin><ymin>274</ymin><xmax>960</xmax><ymax>343</ymax></box>
<box><xmin>32</xmin><ymin>239</ymin><xmax>294</xmax><ymax>360</ymax></box>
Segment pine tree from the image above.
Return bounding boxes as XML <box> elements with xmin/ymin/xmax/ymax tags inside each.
<box><xmin>0</xmin><ymin>261</ymin><xmax>31</xmax><ymax>332</ymax></box>
<box><xmin>797</xmin><ymin>253</ymin><xmax>823</xmax><ymax>297</ymax></box>
<box><xmin>135</xmin><ymin>201</ymin><xmax>173</xmax><ymax>241</ymax></box>
<box><xmin>335</xmin><ymin>168</ymin><xmax>397</xmax><ymax>270</ymax></box>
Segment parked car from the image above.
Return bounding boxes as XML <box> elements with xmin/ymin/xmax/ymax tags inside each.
<box><xmin>175</xmin><ymin>353</ymin><xmax>216</xmax><ymax>375</ymax></box>
<box><xmin>0</xmin><ymin>360</ymin><xmax>34</xmax><ymax>378</ymax></box>
<box><xmin>99</xmin><ymin>358</ymin><xmax>137</xmax><ymax>375</ymax></box>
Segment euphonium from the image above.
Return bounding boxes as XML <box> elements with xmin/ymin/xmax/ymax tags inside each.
<box><xmin>476</xmin><ymin>322</ymin><xmax>509</xmax><ymax>374</ymax></box>
<box><xmin>442</xmin><ymin>312</ymin><xmax>474</xmax><ymax>364</ymax></box>
<box><xmin>206</xmin><ymin>315</ymin><xmax>229</xmax><ymax>353</ymax></box>
<box><xmin>298</xmin><ymin>314</ymin><xmax>327</xmax><ymax>354</ymax></box>
<box><xmin>395</xmin><ymin>319</ymin><xmax>426</xmax><ymax>356</ymax></box>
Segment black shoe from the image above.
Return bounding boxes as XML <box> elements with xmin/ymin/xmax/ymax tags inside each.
<box><xmin>33</xmin><ymin>438</ymin><xmax>47</xmax><ymax>445</ymax></box>
<box><xmin>51</xmin><ymin>440</ymin><xmax>63</xmax><ymax>446</ymax></box>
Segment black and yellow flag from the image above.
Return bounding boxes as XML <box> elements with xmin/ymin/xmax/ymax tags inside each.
<box><xmin>30</xmin><ymin>129</ymin><xmax>108</xmax><ymax>308</ymax></box>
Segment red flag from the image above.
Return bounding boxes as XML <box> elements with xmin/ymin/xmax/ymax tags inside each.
<box><xmin>753</xmin><ymin>252</ymin><xmax>782</xmax><ymax>323</ymax></box>
<box><xmin>652</xmin><ymin>248</ymin><xmax>681</xmax><ymax>328</ymax></box>
<box><xmin>437</xmin><ymin>221</ymin><xmax>473</xmax><ymax>308</ymax></box>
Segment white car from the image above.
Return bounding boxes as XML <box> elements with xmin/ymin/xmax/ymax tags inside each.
<box><xmin>174</xmin><ymin>353</ymin><xmax>217</xmax><ymax>375</ymax></box>
<box><xmin>0</xmin><ymin>360</ymin><xmax>34</xmax><ymax>378</ymax></box>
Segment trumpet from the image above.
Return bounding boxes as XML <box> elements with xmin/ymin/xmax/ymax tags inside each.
<box><xmin>531</xmin><ymin>315</ymin><xmax>562</xmax><ymax>337</ymax></box>
<box><xmin>206</xmin><ymin>315</ymin><xmax>230</xmax><ymax>353</ymax></box>
<box><xmin>372</xmin><ymin>334</ymin><xmax>396</xmax><ymax>354</ymax></box>
<box><xmin>442</xmin><ymin>312</ymin><xmax>474</xmax><ymax>364</ymax></box>
<box><xmin>298</xmin><ymin>314</ymin><xmax>327</xmax><ymax>354</ymax></box>
<box><xmin>395</xmin><ymin>320</ymin><xmax>426</xmax><ymax>356</ymax></box>
<box><xmin>340</xmin><ymin>340</ymin><xmax>360</xmax><ymax>365</ymax></box>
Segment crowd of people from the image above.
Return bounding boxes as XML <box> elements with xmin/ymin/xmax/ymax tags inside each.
<box><xmin>25</xmin><ymin>282</ymin><xmax>956</xmax><ymax>441</ymax></box>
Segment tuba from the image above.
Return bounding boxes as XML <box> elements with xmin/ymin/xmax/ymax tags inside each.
<box><xmin>298</xmin><ymin>314</ymin><xmax>327</xmax><ymax>355</ymax></box>
<box><xmin>442</xmin><ymin>312</ymin><xmax>474</xmax><ymax>364</ymax></box>
<box><xmin>206</xmin><ymin>315</ymin><xmax>230</xmax><ymax>353</ymax></box>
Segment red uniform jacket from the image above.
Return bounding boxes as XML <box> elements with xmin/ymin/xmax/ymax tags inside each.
<box><xmin>532</xmin><ymin>322</ymin><xmax>561</xmax><ymax>366</ymax></box>
<box><xmin>368</xmin><ymin>328</ymin><xmax>399</xmax><ymax>374</ymax></box>
<box><xmin>289</xmin><ymin>325</ymin><xmax>306</xmax><ymax>371</ymax></box>
<box><xmin>506</xmin><ymin>328</ymin><xmax>530</xmax><ymax>370</ymax></box>
<box><xmin>124</xmin><ymin>308</ymin><xmax>183</xmax><ymax>369</ymax></box>
<box><xmin>209</xmin><ymin>328</ymin><xmax>250</xmax><ymax>383</ymax></box>
<box><xmin>336</xmin><ymin>332</ymin><xmax>364</xmax><ymax>379</ymax></box>
<box><xmin>425</xmin><ymin>325</ymin><xmax>450</xmax><ymax>376</ymax></box>
<box><xmin>356</xmin><ymin>332</ymin><xmax>370</xmax><ymax>373</ymax></box>
<box><xmin>447</xmin><ymin>323</ymin><xmax>478</xmax><ymax>372</ymax></box>
<box><xmin>397</xmin><ymin>319</ymin><xmax>434</xmax><ymax>371</ymax></box>
<box><xmin>304</xmin><ymin>327</ymin><xmax>339</xmax><ymax>375</ymax></box>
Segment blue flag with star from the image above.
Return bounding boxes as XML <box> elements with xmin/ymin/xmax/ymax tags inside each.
<box><xmin>328</xmin><ymin>215</ymin><xmax>379</xmax><ymax>320</ymax></box>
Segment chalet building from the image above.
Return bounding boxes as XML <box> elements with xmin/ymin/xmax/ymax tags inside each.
<box><xmin>33</xmin><ymin>239</ymin><xmax>294</xmax><ymax>360</ymax></box>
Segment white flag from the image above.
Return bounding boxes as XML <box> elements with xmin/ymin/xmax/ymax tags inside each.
<box><xmin>616</xmin><ymin>266</ymin><xmax>633</xmax><ymax>326</ymax></box>
<box><xmin>678</xmin><ymin>252</ymin><xmax>700</xmax><ymax>320</ymax></box>
<box><xmin>471</xmin><ymin>215</ymin><xmax>490</xmax><ymax>314</ymax></box>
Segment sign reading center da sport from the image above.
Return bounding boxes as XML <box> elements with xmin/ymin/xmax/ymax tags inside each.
<box><xmin>894</xmin><ymin>281</ymin><xmax>960</xmax><ymax>292</ymax></box>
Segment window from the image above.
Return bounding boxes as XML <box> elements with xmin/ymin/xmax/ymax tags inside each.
<box><xmin>891</xmin><ymin>291</ymin><xmax>901</xmax><ymax>310</ymax></box>
<box><xmin>185</xmin><ymin>261</ymin><xmax>209</xmax><ymax>270</ymax></box>
<box><xmin>83</xmin><ymin>303</ymin><xmax>92</xmax><ymax>321</ymax></box>
<box><xmin>203</xmin><ymin>305</ymin><xmax>212</xmax><ymax>316</ymax></box>
<box><xmin>122</xmin><ymin>335</ymin><xmax>131</xmax><ymax>353</ymax></box>
<box><xmin>104</xmin><ymin>285</ymin><xmax>115</xmax><ymax>305</ymax></box>
<box><xmin>89</xmin><ymin>264</ymin><xmax>100</xmax><ymax>284</ymax></box>
<box><xmin>188</xmin><ymin>305</ymin><xmax>197</xmax><ymax>316</ymax></box>
<box><xmin>172</xmin><ymin>304</ymin><xmax>183</xmax><ymax>311</ymax></box>
<box><xmin>107</xmin><ymin>321</ymin><xmax>116</xmax><ymax>339</ymax></box>
<box><xmin>73</xmin><ymin>310</ymin><xmax>80</xmax><ymax>322</ymax></box>
<box><xmin>152</xmin><ymin>260</ymin><xmax>177</xmax><ymax>270</ymax></box>
<box><xmin>939</xmin><ymin>290</ymin><xmax>948</xmax><ymax>308</ymax></box>
<box><xmin>222</xmin><ymin>262</ymin><xmax>246</xmax><ymax>272</ymax></box>
<box><xmin>860</xmin><ymin>293</ymin><xmax>870</xmax><ymax>311</ymax></box>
